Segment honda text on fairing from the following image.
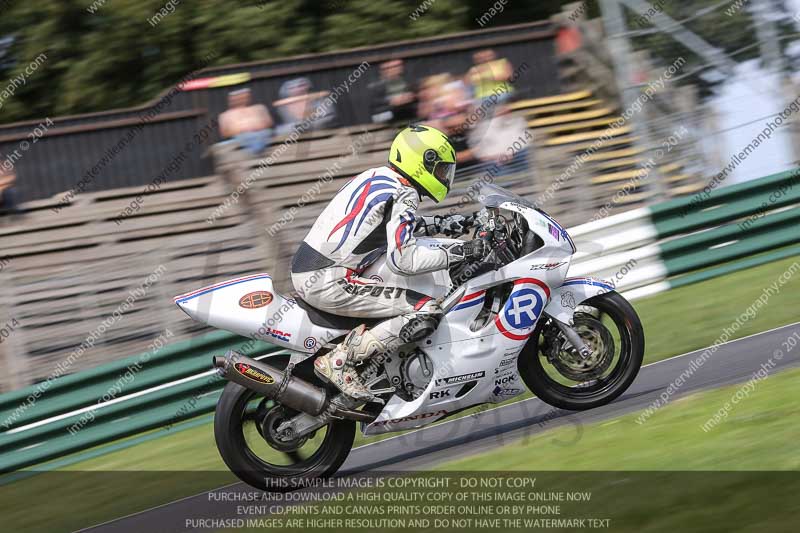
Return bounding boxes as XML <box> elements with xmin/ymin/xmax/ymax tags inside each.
<box><xmin>174</xmin><ymin>183</ymin><xmax>644</xmax><ymax>490</ymax></box>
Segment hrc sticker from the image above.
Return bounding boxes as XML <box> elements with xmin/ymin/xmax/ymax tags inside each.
<box><xmin>239</xmin><ymin>291</ymin><xmax>273</xmax><ymax>309</ymax></box>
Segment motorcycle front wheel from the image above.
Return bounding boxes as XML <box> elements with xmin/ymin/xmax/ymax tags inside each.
<box><xmin>518</xmin><ymin>291</ymin><xmax>644</xmax><ymax>411</ymax></box>
<box><xmin>214</xmin><ymin>380</ymin><xmax>355</xmax><ymax>491</ymax></box>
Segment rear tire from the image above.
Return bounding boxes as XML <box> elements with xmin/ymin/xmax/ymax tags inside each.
<box><xmin>214</xmin><ymin>381</ymin><xmax>356</xmax><ymax>491</ymax></box>
<box><xmin>518</xmin><ymin>291</ymin><xmax>644</xmax><ymax>411</ymax></box>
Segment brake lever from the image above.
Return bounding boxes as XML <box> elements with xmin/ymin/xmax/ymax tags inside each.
<box><xmin>489</xmin><ymin>238</ymin><xmax>515</xmax><ymax>268</ymax></box>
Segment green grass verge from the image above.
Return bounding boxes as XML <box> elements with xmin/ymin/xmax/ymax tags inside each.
<box><xmin>438</xmin><ymin>366</ymin><xmax>800</xmax><ymax>471</ymax></box>
<box><xmin>635</xmin><ymin>255</ymin><xmax>800</xmax><ymax>364</ymax></box>
<box><xmin>4</xmin><ymin>256</ymin><xmax>800</xmax><ymax>532</ymax></box>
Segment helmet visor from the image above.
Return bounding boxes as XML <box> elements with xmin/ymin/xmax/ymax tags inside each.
<box><xmin>433</xmin><ymin>161</ymin><xmax>455</xmax><ymax>190</ymax></box>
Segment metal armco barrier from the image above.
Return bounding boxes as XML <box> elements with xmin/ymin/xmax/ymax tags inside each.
<box><xmin>0</xmin><ymin>168</ymin><xmax>797</xmax><ymax>473</ymax></box>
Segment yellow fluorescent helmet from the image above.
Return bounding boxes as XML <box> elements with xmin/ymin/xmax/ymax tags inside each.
<box><xmin>389</xmin><ymin>124</ymin><xmax>456</xmax><ymax>203</ymax></box>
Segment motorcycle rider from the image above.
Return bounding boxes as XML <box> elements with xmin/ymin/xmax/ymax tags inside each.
<box><xmin>290</xmin><ymin>125</ymin><xmax>489</xmax><ymax>402</ymax></box>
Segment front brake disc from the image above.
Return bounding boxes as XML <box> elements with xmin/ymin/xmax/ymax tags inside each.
<box><xmin>550</xmin><ymin>314</ymin><xmax>615</xmax><ymax>381</ymax></box>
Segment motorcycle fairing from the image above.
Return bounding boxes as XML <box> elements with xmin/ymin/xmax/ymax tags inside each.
<box><xmin>173</xmin><ymin>273</ymin><xmax>348</xmax><ymax>353</ymax></box>
<box><xmin>543</xmin><ymin>277</ymin><xmax>614</xmax><ymax>325</ymax></box>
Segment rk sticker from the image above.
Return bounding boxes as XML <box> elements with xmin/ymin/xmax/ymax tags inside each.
<box><xmin>234</xmin><ymin>362</ymin><xmax>275</xmax><ymax>385</ymax></box>
<box><xmin>239</xmin><ymin>291</ymin><xmax>273</xmax><ymax>309</ymax></box>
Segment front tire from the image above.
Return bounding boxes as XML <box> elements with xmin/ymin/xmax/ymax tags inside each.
<box><xmin>214</xmin><ymin>381</ymin><xmax>356</xmax><ymax>491</ymax></box>
<box><xmin>518</xmin><ymin>291</ymin><xmax>644</xmax><ymax>411</ymax></box>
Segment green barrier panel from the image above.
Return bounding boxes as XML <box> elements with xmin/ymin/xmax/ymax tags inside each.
<box><xmin>0</xmin><ymin>351</ymin><xmax>291</xmax><ymax>473</ymax></box>
<box><xmin>652</xmin><ymin>169</ymin><xmax>800</xmax><ymax>238</ymax></box>
<box><xmin>650</xmin><ymin>167</ymin><xmax>800</xmax><ymax>220</ymax></box>
<box><xmin>0</xmin><ymin>390</ymin><xmax>224</xmax><ymax>473</ymax></box>
<box><xmin>0</xmin><ymin>349</ymin><xmax>285</xmax><ymax>454</ymax></box>
<box><xmin>660</xmin><ymin>204</ymin><xmax>800</xmax><ymax>256</ymax></box>
<box><xmin>664</xmin><ymin>221</ymin><xmax>799</xmax><ymax>276</ymax></box>
<box><xmin>0</xmin><ymin>330</ymin><xmax>240</xmax><ymax>428</ymax></box>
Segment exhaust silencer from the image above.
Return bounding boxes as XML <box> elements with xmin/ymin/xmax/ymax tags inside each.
<box><xmin>213</xmin><ymin>352</ymin><xmax>328</xmax><ymax>416</ymax></box>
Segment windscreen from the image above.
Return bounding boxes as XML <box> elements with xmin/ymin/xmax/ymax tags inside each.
<box><xmin>476</xmin><ymin>182</ymin><xmax>536</xmax><ymax>209</ymax></box>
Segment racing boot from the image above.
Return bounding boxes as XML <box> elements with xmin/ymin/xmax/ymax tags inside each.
<box><xmin>314</xmin><ymin>325</ymin><xmax>386</xmax><ymax>402</ymax></box>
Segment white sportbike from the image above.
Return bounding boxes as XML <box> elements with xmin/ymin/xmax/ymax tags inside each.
<box><xmin>174</xmin><ymin>184</ymin><xmax>644</xmax><ymax>490</ymax></box>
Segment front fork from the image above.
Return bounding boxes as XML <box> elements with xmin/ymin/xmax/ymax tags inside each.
<box><xmin>554</xmin><ymin>320</ymin><xmax>592</xmax><ymax>360</ymax></box>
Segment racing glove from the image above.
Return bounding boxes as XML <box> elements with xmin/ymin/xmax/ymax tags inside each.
<box><xmin>463</xmin><ymin>238</ymin><xmax>489</xmax><ymax>260</ymax></box>
<box><xmin>442</xmin><ymin>238</ymin><xmax>489</xmax><ymax>266</ymax></box>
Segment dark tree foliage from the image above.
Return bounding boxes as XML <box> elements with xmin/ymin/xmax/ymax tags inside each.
<box><xmin>0</xmin><ymin>0</ymin><xmax>794</xmax><ymax>122</ymax></box>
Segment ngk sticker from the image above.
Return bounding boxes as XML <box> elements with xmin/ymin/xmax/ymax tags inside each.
<box><xmin>495</xmin><ymin>374</ymin><xmax>517</xmax><ymax>386</ymax></box>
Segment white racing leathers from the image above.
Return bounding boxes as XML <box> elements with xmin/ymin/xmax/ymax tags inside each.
<box><xmin>290</xmin><ymin>166</ymin><xmax>461</xmax><ymax>347</ymax></box>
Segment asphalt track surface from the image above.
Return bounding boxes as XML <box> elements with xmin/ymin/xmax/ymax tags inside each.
<box><xmin>82</xmin><ymin>322</ymin><xmax>800</xmax><ymax>533</ymax></box>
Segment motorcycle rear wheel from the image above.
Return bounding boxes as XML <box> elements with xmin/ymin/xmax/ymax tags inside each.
<box><xmin>518</xmin><ymin>291</ymin><xmax>644</xmax><ymax>411</ymax></box>
<box><xmin>214</xmin><ymin>380</ymin><xmax>355</xmax><ymax>491</ymax></box>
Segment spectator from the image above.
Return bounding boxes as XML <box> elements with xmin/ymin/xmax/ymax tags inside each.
<box><xmin>273</xmin><ymin>77</ymin><xmax>334</xmax><ymax>135</ymax></box>
<box><xmin>0</xmin><ymin>159</ymin><xmax>18</xmax><ymax>215</ymax></box>
<box><xmin>369</xmin><ymin>59</ymin><xmax>416</xmax><ymax>124</ymax></box>
<box><xmin>469</xmin><ymin>104</ymin><xmax>530</xmax><ymax>175</ymax></box>
<box><xmin>441</xmin><ymin>114</ymin><xmax>477</xmax><ymax>168</ymax></box>
<box><xmin>418</xmin><ymin>73</ymin><xmax>458</xmax><ymax>125</ymax></box>
<box><xmin>218</xmin><ymin>88</ymin><xmax>274</xmax><ymax>156</ymax></box>
<box><xmin>416</xmin><ymin>74</ymin><xmax>443</xmax><ymax>123</ymax></box>
<box><xmin>467</xmin><ymin>49</ymin><xmax>514</xmax><ymax>108</ymax></box>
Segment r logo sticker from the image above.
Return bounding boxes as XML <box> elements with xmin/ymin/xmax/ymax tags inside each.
<box><xmin>495</xmin><ymin>279</ymin><xmax>549</xmax><ymax>341</ymax></box>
